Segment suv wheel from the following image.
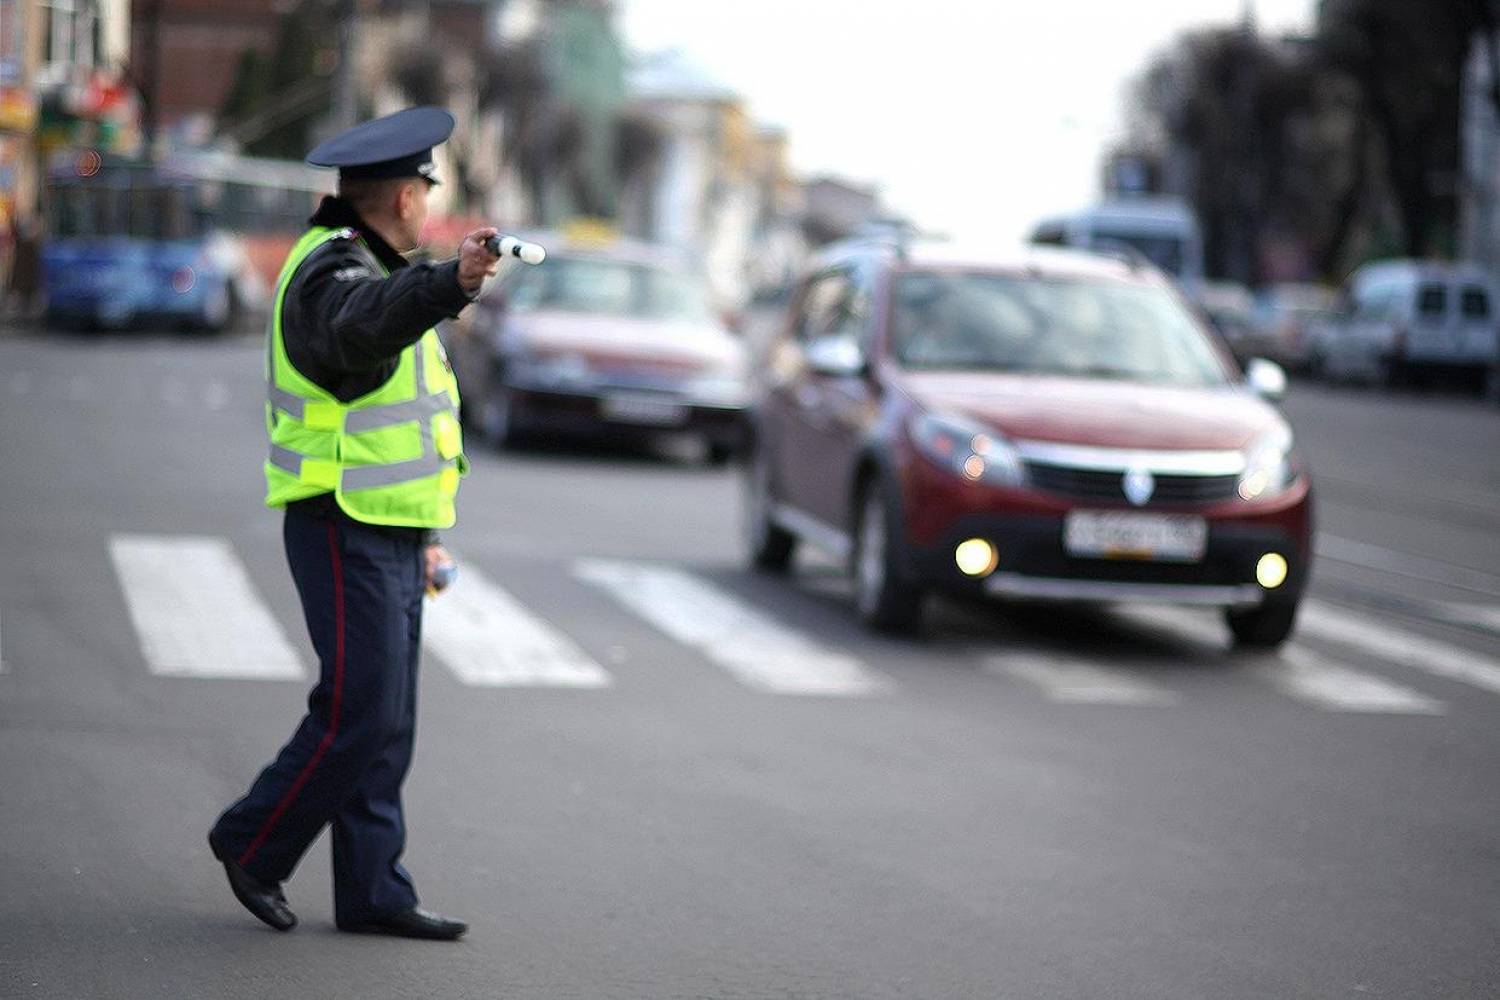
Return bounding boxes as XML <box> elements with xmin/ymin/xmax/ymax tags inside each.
<box><xmin>1224</xmin><ymin>598</ymin><xmax>1299</xmax><ymax>649</ymax></box>
<box><xmin>852</xmin><ymin>480</ymin><xmax>925</xmax><ymax>633</ymax></box>
<box><xmin>744</xmin><ymin>450</ymin><xmax>796</xmax><ymax>572</ymax></box>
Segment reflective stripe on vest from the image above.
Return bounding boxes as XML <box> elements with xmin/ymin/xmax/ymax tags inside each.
<box><xmin>264</xmin><ymin>226</ymin><xmax>464</xmax><ymax>527</ymax></box>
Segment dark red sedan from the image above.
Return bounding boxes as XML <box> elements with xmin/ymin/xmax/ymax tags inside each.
<box><xmin>744</xmin><ymin>238</ymin><xmax>1312</xmax><ymax>646</ymax></box>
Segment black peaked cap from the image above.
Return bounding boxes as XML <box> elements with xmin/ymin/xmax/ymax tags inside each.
<box><xmin>305</xmin><ymin>106</ymin><xmax>455</xmax><ymax>185</ymax></box>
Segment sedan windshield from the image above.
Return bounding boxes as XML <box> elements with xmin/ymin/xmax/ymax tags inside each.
<box><xmin>891</xmin><ymin>271</ymin><xmax>1231</xmax><ymax>386</ymax></box>
<box><xmin>507</xmin><ymin>257</ymin><xmax>715</xmax><ymax>323</ymax></box>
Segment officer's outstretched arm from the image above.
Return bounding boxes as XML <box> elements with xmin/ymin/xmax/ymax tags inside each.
<box><xmin>300</xmin><ymin>250</ymin><xmax>473</xmax><ymax>373</ymax></box>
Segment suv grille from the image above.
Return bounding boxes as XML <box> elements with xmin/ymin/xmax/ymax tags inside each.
<box><xmin>1025</xmin><ymin>462</ymin><xmax>1240</xmax><ymax>505</ymax></box>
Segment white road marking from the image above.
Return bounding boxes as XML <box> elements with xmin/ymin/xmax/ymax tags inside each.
<box><xmin>422</xmin><ymin>563</ymin><xmax>610</xmax><ymax>688</ymax></box>
<box><xmin>203</xmin><ymin>380</ymin><xmax>230</xmax><ymax>410</ymax></box>
<box><xmin>1111</xmin><ymin>604</ymin><xmax>1228</xmax><ymax>648</ymax></box>
<box><xmin>1431</xmin><ymin>602</ymin><xmax>1500</xmax><ymax>634</ymax></box>
<box><xmin>1111</xmin><ymin>604</ymin><xmax>1443</xmax><ymax>713</ymax></box>
<box><xmin>1252</xmin><ymin>646</ymin><xmax>1444</xmax><ymax>715</ymax></box>
<box><xmin>987</xmin><ymin>652</ymin><xmax>1179</xmax><ymax>705</ymax></box>
<box><xmin>1316</xmin><ymin>534</ymin><xmax>1500</xmax><ymax>597</ymax></box>
<box><xmin>1299</xmin><ymin>600</ymin><xmax>1500</xmax><ymax>696</ymax></box>
<box><xmin>109</xmin><ymin>534</ymin><xmax>304</xmax><ymax>680</ymax></box>
<box><xmin>574</xmin><ymin>560</ymin><xmax>889</xmax><ymax>696</ymax></box>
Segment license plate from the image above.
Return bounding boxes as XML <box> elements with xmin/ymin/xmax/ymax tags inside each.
<box><xmin>600</xmin><ymin>393</ymin><xmax>688</xmax><ymax>426</ymax></box>
<box><xmin>1064</xmin><ymin>511</ymin><xmax>1207</xmax><ymax>562</ymax></box>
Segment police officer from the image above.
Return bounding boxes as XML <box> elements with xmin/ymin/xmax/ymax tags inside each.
<box><xmin>208</xmin><ymin>107</ymin><xmax>501</xmax><ymax>940</ymax></box>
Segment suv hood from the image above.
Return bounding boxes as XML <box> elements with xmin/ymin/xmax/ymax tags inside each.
<box><xmin>902</xmin><ymin>371</ymin><xmax>1282</xmax><ymax>451</ymax></box>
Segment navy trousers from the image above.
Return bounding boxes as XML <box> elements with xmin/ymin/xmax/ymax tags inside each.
<box><xmin>211</xmin><ymin>508</ymin><xmax>425</xmax><ymax>924</ymax></box>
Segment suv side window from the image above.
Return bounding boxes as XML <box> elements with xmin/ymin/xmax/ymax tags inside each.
<box><xmin>795</xmin><ymin>271</ymin><xmax>854</xmax><ymax>343</ymax></box>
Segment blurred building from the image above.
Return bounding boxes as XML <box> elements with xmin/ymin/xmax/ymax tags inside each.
<box><xmin>624</xmin><ymin>49</ymin><xmax>806</xmax><ymax>307</ymax></box>
<box><xmin>128</xmin><ymin>0</ymin><xmax>283</xmax><ymax>148</ymax></box>
<box><xmin>1460</xmin><ymin>28</ymin><xmax>1500</xmax><ymax>274</ymax></box>
<box><xmin>800</xmin><ymin>175</ymin><xmax>879</xmax><ymax>244</ymax></box>
<box><xmin>0</xmin><ymin>0</ymin><xmax>137</xmax><ymax>286</ymax></box>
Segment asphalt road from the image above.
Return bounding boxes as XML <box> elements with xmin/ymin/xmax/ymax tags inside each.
<box><xmin>1</xmin><ymin>329</ymin><xmax>1498</xmax><ymax>999</ymax></box>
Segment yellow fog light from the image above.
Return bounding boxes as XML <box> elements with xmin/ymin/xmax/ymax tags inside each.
<box><xmin>1256</xmin><ymin>552</ymin><xmax>1288</xmax><ymax>589</ymax></box>
<box><xmin>955</xmin><ymin>538</ymin><xmax>999</xmax><ymax>577</ymax></box>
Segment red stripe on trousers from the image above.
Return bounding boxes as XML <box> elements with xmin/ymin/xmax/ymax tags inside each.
<box><xmin>239</xmin><ymin>522</ymin><xmax>346</xmax><ymax>868</ymax></box>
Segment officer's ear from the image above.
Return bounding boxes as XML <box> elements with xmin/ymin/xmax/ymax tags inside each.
<box><xmin>396</xmin><ymin>181</ymin><xmax>420</xmax><ymax>222</ymax></box>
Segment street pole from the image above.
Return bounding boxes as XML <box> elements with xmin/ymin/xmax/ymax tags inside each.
<box><xmin>329</xmin><ymin>0</ymin><xmax>358</xmax><ymax>133</ymax></box>
<box><xmin>140</xmin><ymin>0</ymin><xmax>161</xmax><ymax>160</ymax></box>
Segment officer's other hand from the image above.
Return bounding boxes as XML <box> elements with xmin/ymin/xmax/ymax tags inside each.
<box><xmin>457</xmin><ymin>227</ymin><xmax>502</xmax><ymax>294</ymax></box>
<box><xmin>424</xmin><ymin>544</ymin><xmax>456</xmax><ymax>595</ymax></box>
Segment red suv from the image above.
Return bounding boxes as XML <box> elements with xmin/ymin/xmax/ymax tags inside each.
<box><xmin>744</xmin><ymin>238</ymin><xmax>1313</xmax><ymax>647</ymax></box>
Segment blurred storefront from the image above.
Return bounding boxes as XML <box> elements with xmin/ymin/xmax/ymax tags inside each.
<box><xmin>625</xmin><ymin>49</ymin><xmax>805</xmax><ymax>308</ymax></box>
<box><xmin>0</xmin><ymin>0</ymin><xmax>137</xmax><ymax>299</ymax></box>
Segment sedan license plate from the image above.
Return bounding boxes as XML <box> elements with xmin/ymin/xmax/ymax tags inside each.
<box><xmin>1064</xmin><ymin>511</ymin><xmax>1207</xmax><ymax>562</ymax></box>
<box><xmin>600</xmin><ymin>393</ymin><xmax>688</xmax><ymax>427</ymax></box>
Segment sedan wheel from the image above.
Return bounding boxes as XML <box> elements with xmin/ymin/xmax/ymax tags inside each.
<box><xmin>852</xmin><ymin>481</ymin><xmax>925</xmax><ymax>633</ymax></box>
<box><xmin>201</xmin><ymin>282</ymin><xmax>232</xmax><ymax>332</ymax></box>
<box><xmin>481</xmin><ymin>383</ymin><xmax>515</xmax><ymax>449</ymax></box>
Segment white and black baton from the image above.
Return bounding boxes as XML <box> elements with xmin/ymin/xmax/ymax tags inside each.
<box><xmin>483</xmin><ymin>234</ymin><xmax>547</xmax><ymax>265</ymax></box>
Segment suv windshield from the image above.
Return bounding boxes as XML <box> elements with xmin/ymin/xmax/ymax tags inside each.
<box><xmin>507</xmin><ymin>256</ymin><xmax>714</xmax><ymax>323</ymax></box>
<box><xmin>891</xmin><ymin>271</ymin><xmax>1230</xmax><ymax>386</ymax></box>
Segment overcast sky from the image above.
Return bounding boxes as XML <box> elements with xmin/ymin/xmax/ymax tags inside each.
<box><xmin>620</xmin><ymin>0</ymin><xmax>1315</xmax><ymax>244</ymax></box>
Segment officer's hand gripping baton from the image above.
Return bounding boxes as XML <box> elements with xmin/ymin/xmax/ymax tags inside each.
<box><xmin>483</xmin><ymin>234</ymin><xmax>547</xmax><ymax>265</ymax></box>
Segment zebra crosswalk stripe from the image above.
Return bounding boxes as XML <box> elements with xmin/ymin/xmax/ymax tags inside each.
<box><xmin>1107</xmin><ymin>604</ymin><xmax>1445</xmax><ymax>714</ymax></box>
<box><xmin>1250</xmin><ymin>646</ymin><xmax>1444</xmax><ymax>715</ymax></box>
<box><xmin>574</xmin><ymin>559</ymin><xmax>889</xmax><ymax>696</ymax></box>
<box><xmin>1298</xmin><ymin>601</ymin><xmax>1500</xmax><ymax>696</ymax></box>
<box><xmin>986</xmin><ymin>652</ymin><xmax>1179</xmax><ymax>706</ymax></box>
<box><xmin>422</xmin><ymin>562</ymin><xmax>610</xmax><ymax>688</ymax></box>
<box><xmin>108</xmin><ymin>534</ymin><xmax>304</xmax><ymax>680</ymax></box>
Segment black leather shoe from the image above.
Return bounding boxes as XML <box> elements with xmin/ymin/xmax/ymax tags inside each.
<box><xmin>209</xmin><ymin>835</ymin><xmax>296</xmax><ymax>932</ymax></box>
<box><xmin>339</xmin><ymin>907</ymin><xmax>467</xmax><ymax>941</ymax></box>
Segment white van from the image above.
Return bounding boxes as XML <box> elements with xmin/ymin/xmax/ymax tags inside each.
<box><xmin>1315</xmin><ymin>260</ymin><xmax>1499</xmax><ymax>386</ymax></box>
<box><xmin>1030</xmin><ymin>197</ymin><xmax>1204</xmax><ymax>296</ymax></box>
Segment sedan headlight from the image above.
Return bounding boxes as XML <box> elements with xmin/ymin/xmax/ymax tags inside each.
<box><xmin>506</xmin><ymin>352</ymin><xmax>598</xmax><ymax>390</ymax></box>
<box><xmin>683</xmin><ymin>369</ymin><xmax>749</xmax><ymax>406</ymax></box>
<box><xmin>910</xmin><ymin>411</ymin><xmax>1025</xmax><ymax>487</ymax></box>
<box><xmin>1238</xmin><ymin>427</ymin><xmax>1296</xmax><ymax>501</ymax></box>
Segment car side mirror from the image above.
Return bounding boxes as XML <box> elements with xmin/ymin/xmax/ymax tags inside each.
<box><xmin>1246</xmin><ymin>357</ymin><xmax>1287</xmax><ymax>401</ymax></box>
<box><xmin>804</xmin><ymin>335</ymin><xmax>866</xmax><ymax>377</ymax></box>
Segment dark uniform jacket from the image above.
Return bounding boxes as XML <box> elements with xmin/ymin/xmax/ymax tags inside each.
<box><xmin>283</xmin><ymin>196</ymin><xmax>475</xmax><ymax>542</ymax></box>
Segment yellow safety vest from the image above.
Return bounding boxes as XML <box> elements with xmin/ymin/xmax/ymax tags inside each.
<box><xmin>263</xmin><ymin>226</ymin><xmax>466</xmax><ymax>529</ymax></box>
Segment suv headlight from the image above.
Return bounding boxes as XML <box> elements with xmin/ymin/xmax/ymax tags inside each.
<box><xmin>1238</xmin><ymin>427</ymin><xmax>1295</xmax><ymax>501</ymax></box>
<box><xmin>910</xmin><ymin>411</ymin><xmax>1025</xmax><ymax>487</ymax></box>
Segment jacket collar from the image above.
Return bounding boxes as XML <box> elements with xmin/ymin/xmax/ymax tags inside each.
<box><xmin>309</xmin><ymin>195</ymin><xmax>408</xmax><ymax>272</ymax></box>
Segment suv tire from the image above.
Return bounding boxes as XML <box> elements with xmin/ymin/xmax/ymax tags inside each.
<box><xmin>852</xmin><ymin>479</ymin><xmax>926</xmax><ymax>633</ymax></box>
